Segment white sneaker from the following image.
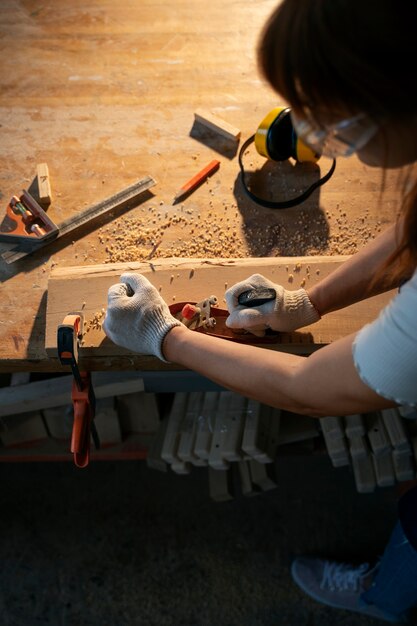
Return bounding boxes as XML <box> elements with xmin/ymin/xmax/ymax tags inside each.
<box><xmin>291</xmin><ymin>556</ymin><xmax>407</xmax><ymax>623</ymax></box>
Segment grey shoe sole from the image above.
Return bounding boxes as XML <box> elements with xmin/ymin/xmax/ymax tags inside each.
<box><xmin>290</xmin><ymin>558</ymin><xmax>406</xmax><ymax>624</ymax></box>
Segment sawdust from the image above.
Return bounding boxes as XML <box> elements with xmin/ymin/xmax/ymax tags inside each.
<box><xmin>97</xmin><ymin>193</ymin><xmax>385</xmax><ymax>264</ymax></box>
<box><xmin>85</xmin><ymin>309</ymin><xmax>105</xmax><ymax>334</ymax></box>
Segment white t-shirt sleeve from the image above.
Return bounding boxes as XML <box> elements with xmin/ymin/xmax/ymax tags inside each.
<box><xmin>352</xmin><ymin>269</ymin><xmax>417</xmax><ymax>408</ymax></box>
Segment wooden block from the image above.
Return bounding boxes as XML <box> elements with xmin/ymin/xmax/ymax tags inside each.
<box><xmin>10</xmin><ymin>372</ymin><xmax>31</xmax><ymax>386</ymax></box>
<box><xmin>170</xmin><ymin>460</ymin><xmax>192</xmax><ymax>475</ymax></box>
<box><xmin>42</xmin><ymin>404</ymin><xmax>73</xmax><ymax>440</ymax></box>
<box><xmin>0</xmin><ymin>372</ymin><xmax>144</xmax><ymax>417</ymax></box>
<box><xmin>94</xmin><ymin>397</ymin><xmax>122</xmax><ymax>446</ymax></box>
<box><xmin>194</xmin><ymin>391</ymin><xmax>218</xmax><ymax>461</ymax></box>
<box><xmin>250</xmin><ymin>405</ymin><xmax>280</xmax><ymax>464</ymax></box>
<box><xmin>156</xmin><ymin>389</ymin><xmax>191</xmax><ymax>473</ymax></box>
<box><xmin>345</xmin><ymin>414</ymin><xmax>365</xmax><ymax>438</ymax></box>
<box><xmin>365</xmin><ymin>412</ymin><xmax>391</xmax><ymax>457</ymax></box>
<box><xmin>319</xmin><ymin>416</ymin><xmax>345</xmax><ymax>441</ymax></box>
<box><xmin>222</xmin><ymin>392</ymin><xmax>246</xmax><ymax>462</ymax></box>
<box><xmin>397</xmin><ymin>406</ymin><xmax>417</xmax><ymax>420</ymax></box>
<box><xmin>146</xmin><ymin>417</ymin><xmax>169</xmax><ymax>472</ymax></box>
<box><xmin>91</xmin><ymin>372</ymin><xmax>145</xmax><ymax>399</ymax></box>
<box><xmin>349</xmin><ymin>435</ymin><xmax>369</xmax><ymax>460</ymax></box>
<box><xmin>0</xmin><ymin>411</ymin><xmax>48</xmax><ymax>447</ymax></box>
<box><xmin>392</xmin><ymin>449</ymin><xmax>416</xmax><ymax>482</ymax></box>
<box><xmin>36</xmin><ymin>162</ymin><xmax>52</xmax><ymax>206</ymax></box>
<box><xmin>241</xmin><ymin>400</ymin><xmax>270</xmax><ymax>460</ymax></box>
<box><xmin>238</xmin><ymin>461</ymin><xmax>257</xmax><ymax>497</ymax></box>
<box><xmin>116</xmin><ymin>392</ymin><xmax>159</xmax><ymax>435</ymax></box>
<box><xmin>249</xmin><ymin>460</ymin><xmax>277</xmax><ymax>492</ymax></box>
<box><xmin>321</xmin><ymin>428</ymin><xmax>350</xmax><ymax>467</ymax></box>
<box><xmin>161</xmin><ymin>392</ymin><xmax>188</xmax><ymax>465</ymax></box>
<box><xmin>381</xmin><ymin>408</ymin><xmax>411</xmax><ymax>452</ymax></box>
<box><xmin>372</xmin><ymin>451</ymin><xmax>396</xmax><ymax>488</ymax></box>
<box><xmin>194</xmin><ymin>109</ymin><xmax>241</xmax><ymax>141</ymax></box>
<box><xmin>351</xmin><ymin>454</ymin><xmax>376</xmax><ymax>493</ymax></box>
<box><xmin>208</xmin><ymin>391</ymin><xmax>232</xmax><ymax>470</ymax></box>
<box><xmin>208</xmin><ymin>466</ymin><xmax>233</xmax><ymax>502</ymax></box>
<box><xmin>329</xmin><ymin>450</ymin><xmax>351</xmax><ymax>468</ymax></box>
<box><xmin>177</xmin><ymin>392</ymin><xmax>206</xmax><ymax>466</ymax></box>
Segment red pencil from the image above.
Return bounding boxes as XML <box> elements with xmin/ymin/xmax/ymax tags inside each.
<box><xmin>173</xmin><ymin>159</ymin><xmax>220</xmax><ymax>204</ymax></box>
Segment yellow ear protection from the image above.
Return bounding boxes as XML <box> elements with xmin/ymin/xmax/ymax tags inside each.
<box><xmin>238</xmin><ymin>106</ymin><xmax>336</xmax><ymax>209</ymax></box>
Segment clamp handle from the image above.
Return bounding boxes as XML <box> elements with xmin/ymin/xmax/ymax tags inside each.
<box><xmin>57</xmin><ymin>314</ymin><xmax>100</xmax><ymax>467</ymax></box>
<box><xmin>57</xmin><ymin>314</ymin><xmax>82</xmax><ymax>365</ymax></box>
<box><xmin>71</xmin><ymin>373</ymin><xmax>96</xmax><ymax>468</ymax></box>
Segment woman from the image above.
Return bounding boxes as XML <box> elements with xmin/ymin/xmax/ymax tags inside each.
<box><xmin>103</xmin><ymin>0</ymin><xmax>417</xmax><ymax>621</ymax></box>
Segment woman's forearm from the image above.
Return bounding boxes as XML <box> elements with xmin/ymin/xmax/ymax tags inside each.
<box><xmin>307</xmin><ymin>221</ymin><xmax>402</xmax><ymax>315</ymax></box>
<box><xmin>163</xmin><ymin>325</ymin><xmax>300</xmax><ymax>407</ymax></box>
<box><xmin>162</xmin><ymin>325</ymin><xmax>394</xmax><ymax>417</ymax></box>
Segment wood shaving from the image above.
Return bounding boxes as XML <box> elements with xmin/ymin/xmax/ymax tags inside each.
<box><xmin>85</xmin><ymin>309</ymin><xmax>105</xmax><ymax>333</ymax></box>
<box><xmin>96</xmin><ymin>200</ymin><xmax>388</xmax><ymax>264</ymax></box>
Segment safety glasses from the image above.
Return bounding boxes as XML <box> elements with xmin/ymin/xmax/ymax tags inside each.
<box><xmin>291</xmin><ymin>111</ymin><xmax>379</xmax><ymax>158</ymax></box>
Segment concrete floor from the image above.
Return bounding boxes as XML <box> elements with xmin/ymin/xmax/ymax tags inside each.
<box><xmin>0</xmin><ymin>453</ymin><xmax>415</xmax><ymax>626</ymax></box>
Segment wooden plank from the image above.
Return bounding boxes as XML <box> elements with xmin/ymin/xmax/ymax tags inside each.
<box><xmin>252</xmin><ymin>406</ymin><xmax>280</xmax><ymax>464</ymax></box>
<box><xmin>208</xmin><ymin>466</ymin><xmax>234</xmax><ymax>502</ymax></box>
<box><xmin>0</xmin><ymin>433</ymin><xmax>150</xmax><ymax>463</ymax></box>
<box><xmin>352</xmin><ymin>454</ymin><xmax>376</xmax><ymax>493</ymax></box>
<box><xmin>241</xmin><ymin>400</ymin><xmax>271</xmax><ymax>461</ymax></box>
<box><xmin>146</xmin><ymin>417</ymin><xmax>169</xmax><ymax>473</ymax></box>
<box><xmin>249</xmin><ymin>460</ymin><xmax>277</xmax><ymax>492</ymax></box>
<box><xmin>392</xmin><ymin>449</ymin><xmax>416</xmax><ymax>482</ymax></box>
<box><xmin>45</xmin><ymin>256</ymin><xmax>393</xmax><ymax>360</ymax></box>
<box><xmin>344</xmin><ymin>414</ymin><xmax>366</xmax><ymax>438</ymax></box>
<box><xmin>320</xmin><ymin>417</ymin><xmax>350</xmax><ymax>467</ymax></box>
<box><xmin>194</xmin><ymin>391</ymin><xmax>218</xmax><ymax>461</ymax></box>
<box><xmin>366</xmin><ymin>412</ymin><xmax>391</xmax><ymax>457</ymax></box>
<box><xmin>42</xmin><ymin>405</ymin><xmax>73</xmax><ymax>440</ymax></box>
<box><xmin>0</xmin><ymin>372</ymin><xmax>144</xmax><ymax>417</ymax></box>
<box><xmin>349</xmin><ymin>435</ymin><xmax>369</xmax><ymax>460</ymax></box>
<box><xmin>116</xmin><ymin>391</ymin><xmax>159</xmax><ymax>435</ymax></box>
<box><xmin>160</xmin><ymin>392</ymin><xmax>188</xmax><ymax>467</ymax></box>
<box><xmin>194</xmin><ymin>109</ymin><xmax>241</xmax><ymax>141</ymax></box>
<box><xmin>372</xmin><ymin>451</ymin><xmax>395</xmax><ymax>488</ymax></box>
<box><xmin>177</xmin><ymin>392</ymin><xmax>206</xmax><ymax>466</ymax></box>
<box><xmin>238</xmin><ymin>461</ymin><xmax>257</xmax><ymax>497</ymax></box>
<box><xmin>94</xmin><ymin>397</ymin><xmax>123</xmax><ymax>446</ymax></box>
<box><xmin>263</xmin><ymin>408</ymin><xmax>281</xmax><ymax>462</ymax></box>
<box><xmin>208</xmin><ymin>391</ymin><xmax>232</xmax><ymax>470</ymax></box>
<box><xmin>381</xmin><ymin>408</ymin><xmax>411</xmax><ymax>452</ymax></box>
<box><xmin>36</xmin><ymin>162</ymin><xmax>52</xmax><ymax>207</ymax></box>
<box><xmin>222</xmin><ymin>392</ymin><xmax>246</xmax><ymax>462</ymax></box>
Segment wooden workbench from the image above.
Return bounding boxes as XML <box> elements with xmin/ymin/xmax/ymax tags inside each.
<box><xmin>0</xmin><ymin>0</ymin><xmax>401</xmax><ymax>373</ymax></box>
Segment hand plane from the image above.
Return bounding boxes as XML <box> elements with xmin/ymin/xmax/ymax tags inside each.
<box><xmin>169</xmin><ymin>295</ymin><xmax>279</xmax><ymax>344</ymax></box>
<box><xmin>0</xmin><ymin>190</ymin><xmax>59</xmax><ymax>247</ymax></box>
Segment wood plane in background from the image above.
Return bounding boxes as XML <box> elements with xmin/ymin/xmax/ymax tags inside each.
<box><xmin>45</xmin><ymin>256</ymin><xmax>394</xmax><ymax>365</ymax></box>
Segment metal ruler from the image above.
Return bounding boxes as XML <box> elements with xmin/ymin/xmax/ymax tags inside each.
<box><xmin>1</xmin><ymin>174</ymin><xmax>156</xmax><ymax>264</ymax></box>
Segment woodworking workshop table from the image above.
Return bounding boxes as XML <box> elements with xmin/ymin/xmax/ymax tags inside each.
<box><xmin>0</xmin><ymin>0</ymin><xmax>400</xmax><ymax>375</ymax></box>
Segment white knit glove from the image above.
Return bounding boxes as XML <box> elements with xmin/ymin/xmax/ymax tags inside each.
<box><xmin>225</xmin><ymin>273</ymin><xmax>320</xmax><ymax>334</ymax></box>
<box><xmin>103</xmin><ymin>273</ymin><xmax>182</xmax><ymax>362</ymax></box>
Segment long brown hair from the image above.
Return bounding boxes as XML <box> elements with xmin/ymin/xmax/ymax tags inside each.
<box><xmin>258</xmin><ymin>0</ymin><xmax>417</xmax><ymax>282</ymax></box>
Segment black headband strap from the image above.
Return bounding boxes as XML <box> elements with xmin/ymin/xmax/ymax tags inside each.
<box><xmin>238</xmin><ymin>135</ymin><xmax>336</xmax><ymax>209</ymax></box>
